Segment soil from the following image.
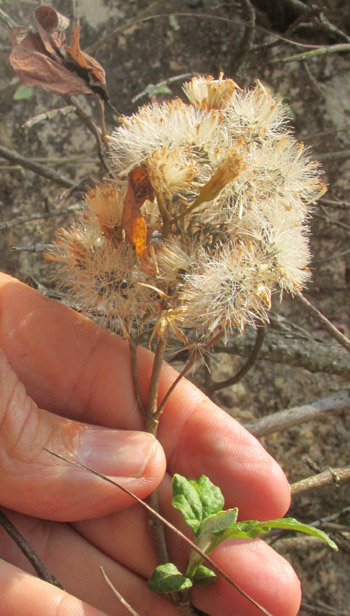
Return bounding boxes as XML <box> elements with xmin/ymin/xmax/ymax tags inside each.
<box><xmin>0</xmin><ymin>1</ymin><xmax>349</xmax><ymax>614</ymax></box>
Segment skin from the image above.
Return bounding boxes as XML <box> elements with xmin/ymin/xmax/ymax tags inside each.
<box><xmin>0</xmin><ymin>272</ymin><xmax>302</xmax><ymax>616</ymax></box>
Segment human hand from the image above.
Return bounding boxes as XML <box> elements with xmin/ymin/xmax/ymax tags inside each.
<box><xmin>0</xmin><ymin>272</ymin><xmax>301</xmax><ymax>616</ymax></box>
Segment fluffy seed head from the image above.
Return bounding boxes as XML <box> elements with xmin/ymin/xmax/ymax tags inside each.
<box><xmin>49</xmin><ymin>76</ymin><xmax>325</xmax><ymax>344</ymax></box>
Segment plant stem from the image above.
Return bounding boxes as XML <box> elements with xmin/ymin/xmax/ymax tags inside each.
<box><xmin>143</xmin><ymin>327</ymin><xmax>170</xmax><ymax>569</ymax></box>
<box><xmin>145</xmin><ymin>329</ymin><xmax>168</xmax><ymax>434</ymax></box>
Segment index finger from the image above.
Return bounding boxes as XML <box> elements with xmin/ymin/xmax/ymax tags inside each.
<box><xmin>0</xmin><ymin>273</ymin><xmax>291</xmax><ymax>519</ymax></box>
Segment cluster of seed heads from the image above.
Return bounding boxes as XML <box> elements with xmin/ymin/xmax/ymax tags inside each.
<box><xmin>48</xmin><ymin>75</ymin><xmax>325</xmax><ymax>345</ymax></box>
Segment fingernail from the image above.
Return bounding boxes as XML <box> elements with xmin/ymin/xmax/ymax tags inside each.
<box><xmin>78</xmin><ymin>428</ymin><xmax>157</xmax><ymax>477</ymax></box>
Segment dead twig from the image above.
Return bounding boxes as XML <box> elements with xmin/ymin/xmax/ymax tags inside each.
<box><xmin>312</xmin><ymin>248</ymin><xmax>350</xmax><ymax>266</ymax></box>
<box><xmin>271</xmin><ymin>43</ymin><xmax>350</xmax><ymax>64</ymax></box>
<box><xmin>100</xmin><ymin>567</ymin><xmax>142</xmax><ymax>616</ymax></box>
<box><xmin>22</xmin><ymin>105</ymin><xmax>76</xmax><ymax>129</ymax></box>
<box><xmin>309</xmin><ymin>506</ymin><xmax>350</xmax><ymax>529</ymax></box>
<box><xmin>300</xmin><ymin>602</ymin><xmax>350</xmax><ymax>616</ymax></box>
<box><xmin>291</xmin><ymin>465</ymin><xmax>350</xmax><ymax>496</ymax></box>
<box><xmin>316</xmin><ymin>150</ymin><xmax>350</xmax><ymax>162</ymax></box>
<box><xmin>233</xmin><ymin>0</ymin><xmax>256</xmax><ymax>69</ymax></box>
<box><xmin>63</xmin><ymin>95</ymin><xmax>110</xmax><ymax>174</ymax></box>
<box><xmin>313</xmin><ymin>211</ymin><xmax>350</xmax><ymax>233</ymax></box>
<box><xmin>209</xmin><ymin>325</ymin><xmax>266</xmax><ymax>393</ymax></box>
<box><xmin>319</xmin><ymin>198</ymin><xmax>350</xmax><ymax>210</ymax></box>
<box><xmin>0</xmin><ymin>7</ymin><xmax>18</xmax><ymax>29</ymax></box>
<box><xmin>281</xmin><ymin>0</ymin><xmax>350</xmax><ymax>44</ymax></box>
<box><xmin>12</xmin><ymin>243</ymin><xmax>53</xmax><ymax>253</ymax></box>
<box><xmin>131</xmin><ymin>72</ymin><xmax>200</xmax><ymax>104</ymax></box>
<box><xmin>295</xmin><ymin>291</ymin><xmax>350</xmax><ymax>353</ymax></box>
<box><xmin>244</xmin><ymin>390</ymin><xmax>350</xmax><ymax>437</ymax></box>
<box><xmin>213</xmin><ymin>330</ymin><xmax>350</xmax><ymax>379</ymax></box>
<box><xmin>0</xmin><ymin>204</ymin><xmax>82</xmax><ymax>231</ymax></box>
<box><xmin>0</xmin><ymin>509</ymin><xmax>63</xmax><ymax>588</ymax></box>
<box><xmin>0</xmin><ymin>145</ymin><xmax>74</xmax><ymax>189</ymax></box>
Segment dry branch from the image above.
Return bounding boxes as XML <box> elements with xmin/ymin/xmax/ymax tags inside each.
<box><xmin>0</xmin><ymin>204</ymin><xmax>81</xmax><ymax>231</ymax></box>
<box><xmin>272</xmin><ymin>43</ymin><xmax>350</xmax><ymax>64</ymax></box>
<box><xmin>214</xmin><ymin>330</ymin><xmax>350</xmax><ymax>379</ymax></box>
<box><xmin>0</xmin><ymin>145</ymin><xmax>74</xmax><ymax>188</ymax></box>
<box><xmin>0</xmin><ymin>509</ymin><xmax>63</xmax><ymax>587</ymax></box>
<box><xmin>281</xmin><ymin>0</ymin><xmax>350</xmax><ymax>44</ymax></box>
<box><xmin>210</xmin><ymin>325</ymin><xmax>265</xmax><ymax>392</ymax></box>
<box><xmin>300</xmin><ymin>603</ymin><xmax>350</xmax><ymax>616</ymax></box>
<box><xmin>244</xmin><ymin>390</ymin><xmax>350</xmax><ymax>437</ymax></box>
<box><xmin>291</xmin><ymin>466</ymin><xmax>350</xmax><ymax>496</ymax></box>
<box><xmin>295</xmin><ymin>292</ymin><xmax>350</xmax><ymax>353</ymax></box>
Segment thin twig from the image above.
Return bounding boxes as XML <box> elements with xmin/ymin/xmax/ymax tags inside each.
<box><xmin>244</xmin><ymin>390</ymin><xmax>350</xmax><ymax>437</ymax></box>
<box><xmin>144</xmin><ymin>329</ymin><xmax>170</xmax><ymax>569</ymax></box>
<box><xmin>295</xmin><ymin>291</ymin><xmax>350</xmax><ymax>353</ymax></box>
<box><xmin>300</xmin><ymin>602</ymin><xmax>350</xmax><ymax>616</ymax></box>
<box><xmin>271</xmin><ymin>43</ymin><xmax>350</xmax><ymax>64</ymax></box>
<box><xmin>63</xmin><ymin>95</ymin><xmax>110</xmax><ymax>174</ymax></box>
<box><xmin>291</xmin><ymin>465</ymin><xmax>350</xmax><ymax>496</ymax></box>
<box><xmin>45</xmin><ymin>449</ymin><xmax>275</xmax><ymax>616</ymax></box>
<box><xmin>313</xmin><ymin>211</ymin><xmax>350</xmax><ymax>233</ymax></box>
<box><xmin>213</xmin><ymin>329</ymin><xmax>350</xmax><ymax>379</ymax></box>
<box><xmin>131</xmin><ymin>72</ymin><xmax>200</xmax><ymax>104</ymax></box>
<box><xmin>309</xmin><ymin>506</ymin><xmax>350</xmax><ymax>529</ymax></box>
<box><xmin>12</xmin><ymin>243</ymin><xmax>53</xmax><ymax>253</ymax></box>
<box><xmin>234</xmin><ymin>0</ymin><xmax>255</xmax><ymax>69</ymax></box>
<box><xmin>157</xmin><ymin>331</ymin><xmax>225</xmax><ymax>416</ymax></box>
<box><xmin>95</xmin><ymin>95</ymin><xmax>110</xmax><ymax>154</ymax></box>
<box><xmin>0</xmin><ymin>509</ymin><xmax>63</xmax><ymax>588</ymax></box>
<box><xmin>146</xmin><ymin>329</ymin><xmax>168</xmax><ymax>432</ymax></box>
<box><xmin>0</xmin><ymin>145</ymin><xmax>75</xmax><ymax>188</ymax></box>
<box><xmin>312</xmin><ymin>249</ymin><xmax>350</xmax><ymax>266</ymax></box>
<box><xmin>129</xmin><ymin>337</ymin><xmax>146</xmax><ymax>418</ymax></box>
<box><xmin>315</xmin><ymin>150</ymin><xmax>350</xmax><ymax>162</ymax></box>
<box><xmin>281</xmin><ymin>0</ymin><xmax>350</xmax><ymax>44</ymax></box>
<box><xmin>210</xmin><ymin>325</ymin><xmax>266</xmax><ymax>393</ymax></box>
<box><xmin>0</xmin><ymin>204</ymin><xmax>82</xmax><ymax>231</ymax></box>
<box><xmin>0</xmin><ymin>7</ymin><xmax>18</xmax><ymax>28</ymax></box>
<box><xmin>100</xmin><ymin>567</ymin><xmax>141</xmax><ymax>616</ymax></box>
<box><xmin>319</xmin><ymin>198</ymin><xmax>350</xmax><ymax>209</ymax></box>
<box><xmin>22</xmin><ymin>106</ymin><xmax>76</xmax><ymax>129</ymax></box>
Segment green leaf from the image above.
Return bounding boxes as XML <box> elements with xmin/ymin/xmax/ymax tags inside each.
<box><xmin>223</xmin><ymin>517</ymin><xmax>338</xmax><ymax>550</ymax></box>
<box><xmin>172</xmin><ymin>474</ymin><xmax>204</xmax><ymax>534</ymax></box>
<box><xmin>145</xmin><ymin>83</ymin><xmax>172</xmax><ymax>96</ymax></box>
<box><xmin>13</xmin><ymin>85</ymin><xmax>33</xmax><ymax>101</ymax></box>
<box><xmin>199</xmin><ymin>508</ymin><xmax>238</xmax><ymax>537</ymax></box>
<box><xmin>148</xmin><ymin>563</ymin><xmax>192</xmax><ymax>593</ymax></box>
<box><xmin>192</xmin><ymin>565</ymin><xmax>217</xmax><ymax>586</ymax></box>
<box><xmin>172</xmin><ymin>474</ymin><xmax>226</xmax><ymax>535</ymax></box>
<box><xmin>188</xmin><ymin>475</ymin><xmax>225</xmax><ymax>519</ymax></box>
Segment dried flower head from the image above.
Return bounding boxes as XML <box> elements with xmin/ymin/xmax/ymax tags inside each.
<box><xmin>49</xmin><ymin>75</ymin><xmax>326</xmax><ymax>345</ymax></box>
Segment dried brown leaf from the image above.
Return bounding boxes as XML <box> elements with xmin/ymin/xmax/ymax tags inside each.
<box><xmin>9</xmin><ymin>5</ymin><xmax>108</xmax><ymax>99</ymax></box>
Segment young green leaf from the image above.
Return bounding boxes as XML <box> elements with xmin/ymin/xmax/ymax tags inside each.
<box><xmin>13</xmin><ymin>85</ymin><xmax>33</xmax><ymax>101</ymax></box>
<box><xmin>145</xmin><ymin>83</ymin><xmax>172</xmax><ymax>96</ymax></box>
<box><xmin>188</xmin><ymin>475</ymin><xmax>225</xmax><ymax>519</ymax></box>
<box><xmin>172</xmin><ymin>474</ymin><xmax>225</xmax><ymax>535</ymax></box>
<box><xmin>192</xmin><ymin>565</ymin><xmax>217</xmax><ymax>586</ymax></box>
<box><xmin>148</xmin><ymin>563</ymin><xmax>192</xmax><ymax>593</ymax></box>
<box><xmin>172</xmin><ymin>474</ymin><xmax>204</xmax><ymax>534</ymax></box>
<box><xmin>198</xmin><ymin>508</ymin><xmax>238</xmax><ymax>538</ymax></box>
<box><xmin>222</xmin><ymin>517</ymin><xmax>338</xmax><ymax>550</ymax></box>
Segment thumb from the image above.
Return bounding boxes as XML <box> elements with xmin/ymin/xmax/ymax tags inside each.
<box><xmin>0</xmin><ymin>347</ymin><xmax>165</xmax><ymax>521</ymax></box>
